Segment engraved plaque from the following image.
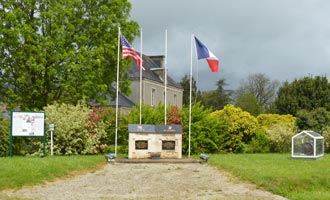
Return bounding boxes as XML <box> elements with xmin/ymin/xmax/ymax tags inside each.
<box><xmin>135</xmin><ymin>140</ymin><xmax>148</xmax><ymax>150</ymax></box>
<box><xmin>162</xmin><ymin>140</ymin><xmax>175</xmax><ymax>150</ymax></box>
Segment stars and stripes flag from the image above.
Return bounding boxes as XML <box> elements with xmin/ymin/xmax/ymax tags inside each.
<box><xmin>194</xmin><ymin>36</ymin><xmax>219</xmax><ymax>72</ymax></box>
<box><xmin>121</xmin><ymin>34</ymin><xmax>145</xmax><ymax>71</ymax></box>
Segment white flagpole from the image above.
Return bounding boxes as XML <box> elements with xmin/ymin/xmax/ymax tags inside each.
<box><xmin>193</xmin><ymin>38</ymin><xmax>199</xmax><ymax>104</ymax></box>
<box><xmin>188</xmin><ymin>34</ymin><xmax>193</xmax><ymax>158</ymax></box>
<box><xmin>195</xmin><ymin>60</ymin><xmax>199</xmax><ymax>103</ymax></box>
<box><xmin>164</xmin><ymin>29</ymin><xmax>168</xmax><ymax>125</ymax></box>
<box><xmin>139</xmin><ymin>28</ymin><xmax>143</xmax><ymax>125</ymax></box>
<box><xmin>115</xmin><ymin>27</ymin><xmax>120</xmax><ymax>156</ymax></box>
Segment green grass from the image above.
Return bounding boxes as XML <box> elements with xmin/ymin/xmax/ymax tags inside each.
<box><xmin>0</xmin><ymin>155</ymin><xmax>105</xmax><ymax>191</ymax></box>
<box><xmin>208</xmin><ymin>154</ymin><xmax>330</xmax><ymax>200</ymax></box>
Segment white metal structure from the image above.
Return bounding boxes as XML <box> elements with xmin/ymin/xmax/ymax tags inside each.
<box><xmin>292</xmin><ymin>130</ymin><xmax>324</xmax><ymax>159</ymax></box>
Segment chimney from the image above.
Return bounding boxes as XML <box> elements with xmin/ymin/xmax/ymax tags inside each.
<box><xmin>149</xmin><ymin>55</ymin><xmax>165</xmax><ymax>68</ymax></box>
<box><xmin>150</xmin><ymin>55</ymin><xmax>166</xmax><ymax>81</ymax></box>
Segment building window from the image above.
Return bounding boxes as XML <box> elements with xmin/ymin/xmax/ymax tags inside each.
<box><xmin>151</xmin><ymin>88</ymin><xmax>156</xmax><ymax>106</ymax></box>
<box><xmin>173</xmin><ymin>94</ymin><xmax>177</xmax><ymax>105</ymax></box>
<box><xmin>162</xmin><ymin>140</ymin><xmax>175</xmax><ymax>150</ymax></box>
<box><xmin>135</xmin><ymin>140</ymin><xmax>148</xmax><ymax>150</ymax></box>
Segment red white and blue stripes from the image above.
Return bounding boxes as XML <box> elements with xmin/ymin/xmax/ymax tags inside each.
<box><xmin>194</xmin><ymin>36</ymin><xmax>219</xmax><ymax>73</ymax></box>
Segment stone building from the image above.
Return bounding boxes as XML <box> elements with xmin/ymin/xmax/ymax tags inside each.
<box><xmin>127</xmin><ymin>54</ymin><xmax>183</xmax><ymax>108</ymax></box>
<box><xmin>108</xmin><ymin>54</ymin><xmax>183</xmax><ymax>114</ymax></box>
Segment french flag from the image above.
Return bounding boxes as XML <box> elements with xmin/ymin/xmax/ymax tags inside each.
<box><xmin>194</xmin><ymin>36</ymin><xmax>219</xmax><ymax>73</ymax></box>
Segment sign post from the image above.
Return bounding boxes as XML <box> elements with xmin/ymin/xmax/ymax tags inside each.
<box><xmin>49</xmin><ymin>124</ymin><xmax>55</xmax><ymax>156</ymax></box>
<box><xmin>10</xmin><ymin>111</ymin><xmax>46</xmax><ymax>157</ymax></box>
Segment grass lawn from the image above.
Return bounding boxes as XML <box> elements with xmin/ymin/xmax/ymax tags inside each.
<box><xmin>0</xmin><ymin>155</ymin><xmax>105</xmax><ymax>191</ymax></box>
<box><xmin>208</xmin><ymin>153</ymin><xmax>330</xmax><ymax>200</ymax></box>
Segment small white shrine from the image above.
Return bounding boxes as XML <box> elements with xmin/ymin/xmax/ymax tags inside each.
<box><xmin>128</xmin><ymin>124</ymin><xmax>182</xmax><ymax>159</ymax></box>
<box><xmin>292</xmin><ymin>130</ymin><xmax>324</xmax><ymax>159</ymax></box>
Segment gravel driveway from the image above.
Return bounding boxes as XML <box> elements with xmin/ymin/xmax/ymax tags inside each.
<box><xmin>2</xmin><ymin>162</ymin><xmax>288</xmax><ymax>200</ymax></box>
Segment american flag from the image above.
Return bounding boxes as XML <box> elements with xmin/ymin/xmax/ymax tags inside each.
<box><xmin>121</xmin><ymin>34</ymin><xmax>145</xmax><ymax>71</ymax></box>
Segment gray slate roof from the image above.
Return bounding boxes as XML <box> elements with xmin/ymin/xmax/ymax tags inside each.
<box><xmin>107</xmin><ymin>92</ymin><xmax>135</xmax><ymax>108</ymax></box>
<box><xmin>89</xmin><ymin>87</ymin><xmax>135</xmax><ymax>108</ymax></box>
<box><xmin>128</xmin><ymin>54</ymin><xmax>183</xmax><ymax>89</ymax></box>
<box><xmin>93</xmin><ymin>54</ymin><xmax>182</xmax><ymax>108</ymax></box>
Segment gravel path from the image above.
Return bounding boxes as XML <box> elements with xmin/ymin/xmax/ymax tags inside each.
<box><xmin>2</xmin><ymin>162</ymin><xmax>288</xmax><ymax>200</ymax></box>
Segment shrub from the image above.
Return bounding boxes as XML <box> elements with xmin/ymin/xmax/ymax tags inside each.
<box><xmin>167</xmin><ymin>105</ymin><xmax>181</xmax><ymax>125</ymax></box>
<box><xmin>211</xmin><ymin>104</ymin><xmax>258</xmax><ymax>152</ymax></box>
<box><xmin>257</xmin><ymin>113</ymin><xmax>296</xmax><ymax>130</ymax></box>
<box><xmin>181</xmin><ymin>102</ymin><xmax>227</xmax><ymax>154</ymax></box>
<box><xmin>320</xmin><ymin>126</ymin><xmax>330</xmax><ymax>153</ymax></box>
<box><xmin>0</xmin><ymin>117</ymin><xmax>10</xmax><ymax>157</ymax></box>
<box><xmin>257</xmin><ymin>113</ymin><xmax>297</xmax><ymax>153</ymax></box>
<box><xmin>266</xmin><ymin>124</ymin><xmax>296</xmax><ymax>153</ymax></box>
<box><xmin>100</xmin><ymin>107</ymin><xmax>128</xmax><ymax>151</ymax></box>
<box><xmin>43</xmin><ymin>102</ymin><xmax>107</xmax><ymax>155</ymax></box>
<box><xmin>242</xmin><ymin>128</ymin><xmax>270</xmax><ymax>153</ymax></box>
<box><xmin>128</xmin><ymin>102</ymin><xmax>165</xmax><ymax>124</ymax></box>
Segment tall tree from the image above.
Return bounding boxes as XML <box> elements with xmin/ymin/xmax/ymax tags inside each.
<box><xmin>235</xmin><ymin>73</ymin><xmax>279</xmax><ymax>113</ymax></box>
<box><xmin>275</xmin><ymin>76</ymin><xmax>330</xmax><ymax>115</ymax></box>
<box><xmin>179</xmin><ymin>74</ymin><xmax>201</xmax><ymax>106</ymax></box>
<box><xmin>0</xmin><ymin>0</ymin><xmax>138</xmax><ymax>110</ymax></box>
<box><xmin>235</xmin><ymin>92</ymin><xmax>263</xmax><ymax>116</ymax></box>
<box><xmin>201</xmin><ymin>78</ymin><xmax>232</xmax><ymax>111</ymax></box>
<box><xmin>296</xmin><ymin>108</ymin><xmax>330</xmax><ymax>134</ymax></box>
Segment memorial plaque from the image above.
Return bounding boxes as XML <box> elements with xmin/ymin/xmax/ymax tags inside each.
<box><xmin>135</xmin><ymin>140</ymin><xmax>148</xmax><ymax>150</ymax></box>
<box><xmin>162</xmin><ymin>140</ymin><xmax>175</xmax><ymax>150</ymax></box>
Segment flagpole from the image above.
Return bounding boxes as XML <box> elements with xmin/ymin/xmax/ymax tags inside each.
<box><xmin>194</xmin><ymin>37</ymin><xmax>199</xmax><ymax>104</ymax></box>
<box><xmin>188</xmin><ymin>34</ymin><xmax>193</xmax><ymax>158</ymax></box>
<box><xmin>139</xmin><ymin>28</ymin><xmax>143</xmax><ymax>125</ymax></box>
<box><xmin>115</xmin><ymin>27</ymin><xmax>120</xmax><ymax>156</ymax></box>
<box><xmin>195</xmin><ymin>60</ymin><xmax>199</xmax><ymax>103</ymax></box>
<box><xmin>164</xmin><ymin>29</ymin><xmax>168</xmax><ymax>125</ymax></box>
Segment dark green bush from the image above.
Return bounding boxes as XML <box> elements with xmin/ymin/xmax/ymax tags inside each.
<box><xmin>181</xmin><ymin>102</ymin><xmax>228</xmax><ymax>154</ymax></box>
<box><xmin>243</xmin><ymin>129</ymin><xmax>270</xmax><ymax>153</ymax></box>
<box><xmin>0</xmin><ymin>117</ymin><xmax>10</xmax><ymax>157</ymax></box>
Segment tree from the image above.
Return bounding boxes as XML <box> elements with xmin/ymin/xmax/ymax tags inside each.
<box><xmin>179</xmin><ymin>74</ymin><xmax>201</xmax><ymax>106</ymax></box>
<box><xmin>0</xmin><ymin>0</ymin><xmax>139</xmax><ymax>110</ymax></box>
<box><xmin>275</xmin><ymin>76</ymin><xmax>330</xmax><ymax>115</ymax></box>
<box><xmin>235</xmin><ymin>92</ymin><xmax>263</xmax><ymax>116</ymax></box>
<box><xmin>235</xmin><ymin>73</ymin><xmax>279</xmax><ymax>113</ymax></box>
<box><xmin>296</xmin><ymin>108</ymin><xmax>330</xmax><ymax>134</ymax></box>
<box><xmin>201</xmin><ymin>78</ymin><xmax>232</xmax><ymax>111</ymax></box>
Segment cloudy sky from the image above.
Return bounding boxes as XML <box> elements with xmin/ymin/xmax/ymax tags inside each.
<box><xmin>128</xmin><ymin>0</ymin><xmax>330</xmax><ymax>91</ymax></box>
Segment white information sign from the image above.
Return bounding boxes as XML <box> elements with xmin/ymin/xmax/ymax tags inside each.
<box><xmin>11</xmin><ymin>112</ymin><xmax>45</xmax><ymax>136</ymax></box>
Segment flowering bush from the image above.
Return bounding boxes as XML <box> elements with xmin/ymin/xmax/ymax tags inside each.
<box><xmin>211</xmin><ymin>104</ymin><xmax>258</xmax><ymax>152</ymax></box>
<box><xmin>44</xmin><ymin>102</ymin><xmax>107</xmax><ymax>155</ymax></box>
<box><xmin>167</xmin><ymin>105</ymin><xmax>181</xmax><ymax>125</ymax></box>
<box><xmin>257</xmin><ymin>113</ymin><xmax>296</xmax><ymax>130</ymax></box>
<box><xmin>258</xmin><ymin>113</ymin><xmax>297</xmax><ymax>153</ymax></box>
<box><xmin>266</xmin><ymin>124</ymin><xmax>296</xmax><ymax>153</ymax></box>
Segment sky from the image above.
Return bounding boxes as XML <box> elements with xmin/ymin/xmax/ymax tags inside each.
<box><xmin>128</xmin><ymin>0</ymin><xmax>330</xmax><ymax>91</ymax></box>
